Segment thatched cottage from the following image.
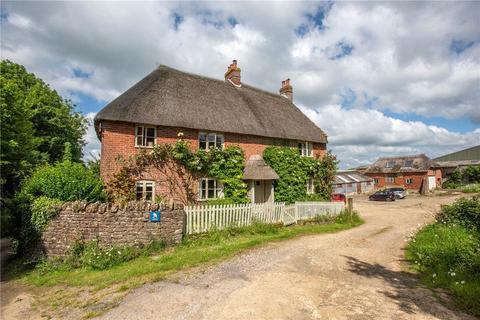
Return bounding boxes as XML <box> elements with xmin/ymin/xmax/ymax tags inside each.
<box><xmin>94</xmin><ymin>61</ymin><xmax>328</xmax><ymax>203</ymax></box>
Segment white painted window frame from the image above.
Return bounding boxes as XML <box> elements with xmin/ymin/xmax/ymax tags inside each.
<box><xmin>135</xmin><ymin>180</ymin><xmax>155</xmax><ymax>201</ymax></box>
<box><xmin>306</xmin><ymin>178</ymin><xmax>315</xmax><ymax>194</ymax></box>
<box><xmin>386</xmin><ymin>176</ymin><xmax>395</xmax><ymax>183</ymax></box>
<box><xmin>298</xmin><ymin>141</ymin><xmax>313</xmax><ymax>157</ymax></box>
<box><xmin>198</xmin><ymin>178</ymin><xmax>224</xmax><ymax>200</ymax></box>
<box><xmin>405</xmin><ymin>178</ymin><xmax>413</xmax><ymax>185</ymax></box>
<box><xmin>135</xmin><ymin>125</ymin><xmax>156</xmax><ymax>148</ymax></box>
<box><xmin>198</xmin><ymin>132</ymin><xmax>224</xmax><ymax>151</ymax></box>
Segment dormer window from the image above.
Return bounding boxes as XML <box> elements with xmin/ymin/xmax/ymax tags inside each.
<box><xmin>403</xmin><ymin>160</ymin><xmax>413</xmax><ymax>167</ymax></box>
<box><xmin>199</xmin><ymin>132</ymin><xmax>224</xmax><ymax>150</ymax></box>
<box><xmin>298</xmin><ymin>142</ymin><xmax>313</xmax><ymax>157</ymax></box>
<box><xmin>385</xmin><ymin>161</ymin><xmax>395</xmax><ymax>168</ymax></box>
<box><xmin>135</xmin><ymin>125</ymin><xmax>156</xmax><ymax>147</ymax></box>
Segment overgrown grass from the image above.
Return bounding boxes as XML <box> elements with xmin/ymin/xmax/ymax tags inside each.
<box><xmin>15</xmin><ymin>211</ymin><xmax>362</xmax><ymax>291</ymax></box>
<box><xmin>459</xmin><ymin>183</ymin><xmax>480</xmax><ymax>194</ymax></box>
<box><xmin>406</xmin><ymin>197</ymin><xmax>480</xmax><ymax>317</ymax></box>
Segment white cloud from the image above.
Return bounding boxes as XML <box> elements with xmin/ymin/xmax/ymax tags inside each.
<box><xmin>83</xmin><ymin>113</ymin><xmax>101</xmax><ymax>161</ymax></box>
<box><xmin>1</xmin><ymin>1</ymin><xmax>479</xmax><ymax>167</ymax></box>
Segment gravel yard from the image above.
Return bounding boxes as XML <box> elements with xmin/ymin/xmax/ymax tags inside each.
<box><xmin>99</xmin><ymin>194</ymin><xmax>475</xmax><ymax>320</ymax></box>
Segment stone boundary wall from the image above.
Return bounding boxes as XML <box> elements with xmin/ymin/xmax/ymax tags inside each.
<box><xmin>41</xmin><ymin>201</ymin><xmax>185</xmax><ymax>257</ymax></box>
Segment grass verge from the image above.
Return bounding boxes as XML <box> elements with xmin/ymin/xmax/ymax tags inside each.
<box><xmin>6</xmin><ymin>211</ymin><xmax>363</xmax><ymax>317</ymax></box>
<box><xmin>406</xmin><ymin>223</ymin><xmax>480</xmax><ymax>317</ymax></box>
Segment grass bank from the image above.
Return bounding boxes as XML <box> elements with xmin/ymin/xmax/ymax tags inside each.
<box><xmin>405</xmin><ymin>197</ymin><xmax>480</xmax><ymax>317</ymax></box>
<box><xmin>6</xmin><ymin>211</ymin><xmax>363</xmax><ymax>317</ymax></box>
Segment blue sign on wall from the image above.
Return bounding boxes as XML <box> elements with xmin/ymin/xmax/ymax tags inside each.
<box><xmin>149</xmin><ymin>211</ymin><xmax>161</xmax><ymax>222</ymax></box>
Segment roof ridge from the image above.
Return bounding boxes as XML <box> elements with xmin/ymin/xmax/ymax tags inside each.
<box><xmin>377</xmin><ymin>153</ymin><xmax>428</xmax><ymax>161</ymax></box>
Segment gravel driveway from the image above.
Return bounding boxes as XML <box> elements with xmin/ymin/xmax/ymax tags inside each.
<box><xmin>99</xmin><ymin>195</ymin><xmax>474</xmax><ymax>320</ymax></box>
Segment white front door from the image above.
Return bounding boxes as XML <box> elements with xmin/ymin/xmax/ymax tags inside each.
<box><xmin>253</xmin><ymin>180</ymin><xmax>274</xmax><ymax>203</ymax></box>
<box><xmin>428</xmin><ymin>176</ymin><xmax>436</xmax><ymax>190</ymax></box>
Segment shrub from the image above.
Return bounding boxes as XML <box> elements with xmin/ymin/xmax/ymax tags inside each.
<box><xmin>460</xmin><ymin>184</ymin><xmax>480</xmax><ymax>194</ymax></box>
<box><xmin>21</xmin><ymin>160</ymin><xmax>106</xmax><ymax>202</ymax></box>
<box><xmin>463</xmin><ymin>166</ymin><xmax>480</xmax><ymax>184</ymax></box>
<box><xmin>30</xmin><ymin>196</ymin><xmax>63</xmax><ymax>232</ymax></box>
<box><xmin>436</xmin><ymin>196</ymin><xmax>480</xmax><ymax>232</ymax></box>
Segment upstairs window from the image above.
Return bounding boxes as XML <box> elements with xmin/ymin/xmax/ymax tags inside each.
<box><xmin>298</xmin><ymin>141</ymin><xmax>313</xmax><ymax>157</ymax></box>
<box><xmin>135</xmin><ymin>126</ymin><xmax>156</xmax><ymax>147</ymax></box>
<box><xmin>136</xmin><ymin>181</ymin><xmax>154</xmax><ymax>201</ymax></box>
<box><xmin>306</xmin><ymin>178</ymin><xmax>315</xmax><ymax>194</ymax></box>
<box><xmin>199</xmin><ymin>132</ymin><xmax>224</xmax><ymax>150</ymax></box>
<box><xmin>385</xmin><ymin>161</ymin><xmax>395</xmax><ymax>168</ymax></box>
<box><xmin>403</xmin><ymin>160</ymin><xmax>413</xmax><ymax>167</ymax></box>
<box><xmin>199</xmin><ymin>178</ymin><xmax>224</xmax><ymax>200</ymax></box>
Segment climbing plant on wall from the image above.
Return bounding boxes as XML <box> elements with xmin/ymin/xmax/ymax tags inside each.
<box><xmin>263</xmin><ymin>146</ymin><xmax>337</xmax><ymax>204</ymax></box>
<box><xmin>107</xmin><ymin>140</ymin><xmax>248</xmax><ymax>205</ymax></box>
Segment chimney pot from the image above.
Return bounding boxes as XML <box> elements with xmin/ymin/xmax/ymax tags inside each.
<box><xmin>279</xmin><ymin>78</ymin><xmax>293</xmax><ymax>101</ymax></box>
<box><xmin>225</xmin><ymin>59</ymin><xmax>241</xmax><ymax>86</ymax></box>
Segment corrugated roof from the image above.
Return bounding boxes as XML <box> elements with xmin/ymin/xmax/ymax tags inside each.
<box><xmin>333</xmin><ymin>171</ymin><xmax>373</xmax><ymax>185</ymax></box>
<box><xmin>434</xmin><ymin>145</ymin><xmax>480</xmax><ymax>162</ymax></box>
<box><xmin>95</xmin><ymin>65</ymin><xmax>328</xmax><ymax>144</ymax></box>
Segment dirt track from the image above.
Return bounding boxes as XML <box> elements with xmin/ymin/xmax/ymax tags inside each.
<box><xmin>98</xmin><ymin>194</ymin><xmax>475</xmax><ymax>320</ymax></box>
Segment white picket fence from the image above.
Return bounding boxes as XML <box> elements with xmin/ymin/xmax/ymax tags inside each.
<box><xmin>185</xmin><ymin>201</ymin><xmax>345</xmax><ymax>235</ymax></box>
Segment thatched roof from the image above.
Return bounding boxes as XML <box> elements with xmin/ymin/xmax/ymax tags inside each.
<box><xmin>364</xmin><ymin>154</ymin><xmax>437</xmax><ymax>174</ymax></box>
<box><xmin>243</xmin><ymin>155</ymin><xmax>279</xmax><ymax>180</ymax></box>
<box><xmin>333</xmin><ymin>170</ymin><xmax>373</xmax><ymax>185</ymax></box>
<box><xmin>94</xmin><ymin>65</ymin><xmax>327</xmax><ymax>143</ymax></box>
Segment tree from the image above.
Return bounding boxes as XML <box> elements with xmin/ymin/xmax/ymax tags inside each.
<box><xmin>1</xmin><ymin>60</ymin><xmax>87</xmax><ymax>237</ymax></box>
<box><xmin>0</xmin><ymin>60</ymin><xmax>86</xmax><ymax>197</ymax></box>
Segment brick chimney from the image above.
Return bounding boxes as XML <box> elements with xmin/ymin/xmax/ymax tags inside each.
<box><xmin>225</xmin><ymin>60</ymin><xmax>241</xmax><ymax>86</ymax></box>
<box><xmin>279</xmin><ymin>78</ymin><xmax>293</xmax><ymax>101</ymax></box>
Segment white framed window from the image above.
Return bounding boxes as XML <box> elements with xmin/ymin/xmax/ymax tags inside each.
<box><xmin>405</xmin><ymin>178</ymin><xmax>413</xmax><ymax>185</ymax></box>
<box><xmin>298</xmin><ymin>141</ymin><xmax>313</xmax><ymax>157</ymax></box>
<box><xmin>306</xmin><ymin>178</ymin><xmax>315</xmax><ymax>194</ymax></box>
<box><xmin>135</xmin><ymin>125</ymin><xmax>156</xmax><ymax>147</ymax></box>
<box><xmin>198</xmin><ymin>132</ymin><xmax>224</xmax><ymax>150</ymax></box>
<box><xmin>198</xmin><ymin>178</ymin><xmax>224</xmax><ymax>200</ymax></box>
<box><xmin>386</xmin><ymin>176</ymin><xmax>395</xmax><ymax>183</ymax></box>
<box><xmin>374</xmin><ymin>178</ymin><xmax>379</xmax><ymax>184</ymax></box>
<box><xmin>136</xmin><ymin>181</ymin><xmax>155</xmax><ymax>201</ymax></box>
<box><xmin>385</xmin><ymin>161</ymin><xmax>396</xmax><ymax>168</ymax></box>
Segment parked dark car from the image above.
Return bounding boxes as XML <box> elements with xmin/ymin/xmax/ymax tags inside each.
<box><xmin>385</xmin><ymin>187</ymin><xmax>407</xmax><ymax>199</ymax></box>
<box><xmin>369</xmin><ymin>190</ymin><xmax>396</xmax><ymax>201</ymax></box>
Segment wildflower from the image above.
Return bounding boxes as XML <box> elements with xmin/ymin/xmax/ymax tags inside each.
<box><xmin>461</xmin><ymin>280</ymin><xmax>465</xmax><ymax>284</ymax></box>
<box><xmin>455</xmin><ymin>282</ymin><xmax>459</xmax><ymax>285</ymax></box>
<box><xmin>177</xmin><ymin>132</ymin><xmax>184</xmax><ymax>137</ymax></box>
<box><xmin>118</xmin><ymin>251</ymin><xmax>121</xmax><ymax>255</ymax></box>
<box><xmin>451</xmin><ymin>272</ymin><xmax>456</xmax><ymax>277</ymax></box>
<box><xmin>432</xmin><ymin>273</ymin><xmax>436</xmax><ymax>278</ymax></box>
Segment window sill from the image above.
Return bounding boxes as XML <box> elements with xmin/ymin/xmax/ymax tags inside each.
<box><xmin>135</xmin><ymin>145</ymin><xmax>155</xmax><ymax>149</ymax></box>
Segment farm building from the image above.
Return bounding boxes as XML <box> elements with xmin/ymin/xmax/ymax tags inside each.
<box><xmin>333</xmin><ymin>170</ymin><xmax>374</xmax><ymax>195</ymax></box>
<box><xmin>364</xmin><ymin>154</ymin><xmax>442</xmax><ymax>193</ymax></box>
<box><xmin>434</xmin><ymin>145</ymin><xmax>480</xmax><ymax>180</ymax></box>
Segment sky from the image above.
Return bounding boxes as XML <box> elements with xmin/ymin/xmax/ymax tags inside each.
<box><xmin>1</xmin><ymin>1</ymin><xmax>479</xmax><ymax>169</ymax></box>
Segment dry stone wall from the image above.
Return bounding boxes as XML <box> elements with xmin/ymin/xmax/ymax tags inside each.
<box><xmin>41</xmin><ymin>201</ymin><xmax>185</xmax><ymax>257</ymax></box>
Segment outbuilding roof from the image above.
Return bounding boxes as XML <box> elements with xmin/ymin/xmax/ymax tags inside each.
<box><xmin>243</xmin><ymin>155</ymin><xmax>279</xmax><ymax>180</ymax></box>
<box><xmin>94</xmin><ymin>65</ymin><xmax>327</xmax><ymax>143</ymax></box>
<box><xmin>333</xmin><ymin>171</ymin><xmax>373</xmax><ymax>185</ymax></box>
<box><xmin>364</xmin><ymin>154</ymin><xmax>438</xmax><ymax>174</ymax></box>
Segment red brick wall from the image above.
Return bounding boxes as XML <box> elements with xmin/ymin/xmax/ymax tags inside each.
<box><xmin>366</xmin><ymin>172</ymin><xmax>427</xmax><ymax>192</ymax></box>
<box><xmin>99</xmin><ymin>121</ymin><xmax>327</xmax><ymax>200</ymax></box>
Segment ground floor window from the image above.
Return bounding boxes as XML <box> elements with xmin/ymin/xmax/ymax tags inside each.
<box><xmin>373</xmin><ymin>178</ymin><xmax>379</xmax><ymax>184</ymax></box>
<box><xmin>306</xmin><ymin>178</ymin><xmax>315</xmax><ymax>194</ymax></box>
<box><xmin>136</xmin><ymin>181</ymin><xmax>154</xmax><ymax>201</ymax></box>
<box><xmin>405</xmin><ymin>178</ymin><xmax>413</xmax><ymax>185</ymax></box>
<box><xmin>386</xmin><ymin>176</ymin><xmax>395</xmax><ymax>183</ymax></box>
<box><xmin>199</xmin><ymin>178</ymin><xmax>224</xmax><ymax>200</ymax></box>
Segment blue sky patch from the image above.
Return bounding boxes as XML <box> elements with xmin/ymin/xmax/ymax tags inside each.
<box><xmin>72</xmin><ymin>67</ymin><xmax>91</xmax><ymax>78</ymax></box>
<box><xmin>171</xmin><ymin>12</ymin><xmax>184</xmax><ymax>31</ymax></box>
<box><xmin>227</xmin><ymin>16</ymin><xmax>238</xmax><ymax>27</ymax></box>
<box><xmin>330</xmin><ymin>41</ymin><xmax>354</xmax><ymax>60</ymax></box>
<box><xmin>340</xmin><ymin>88</ymin><xmax>357</xmax><ymax>108</ymax></box>
<box><xmin>450</xmin><ymin>39</ymin><xmax>475</xmax><ymax>55</ymax></box>
<box><xmin>69</xmin><ymin>91</ymin><xmax>105</xmax><ymax>114</ymax></box>
<box><xmin>295</xmin><ymin>2</ymin><xmax>333</xmax><ymax>37</ymax></box>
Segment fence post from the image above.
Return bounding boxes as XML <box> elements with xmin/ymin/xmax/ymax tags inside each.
<box><xmin>347</xmin><ymin>197</ymin><xmax>353</xmax><ymax>213</ymax></box>
<box><xmin>294</xmin><ymin>202</ymin><xmax>298</xmax><ymax>223</ymax></box>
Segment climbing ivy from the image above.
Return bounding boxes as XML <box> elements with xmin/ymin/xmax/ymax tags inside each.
<box><xmin>108</xmin><ymin>140</ymin><xmax>248</xmax><ymax>204</ymax></box>
<box><xmin>263</xmin><ymin>146</ymin><xmax>337</xmax><ymax>204</ymax></box>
